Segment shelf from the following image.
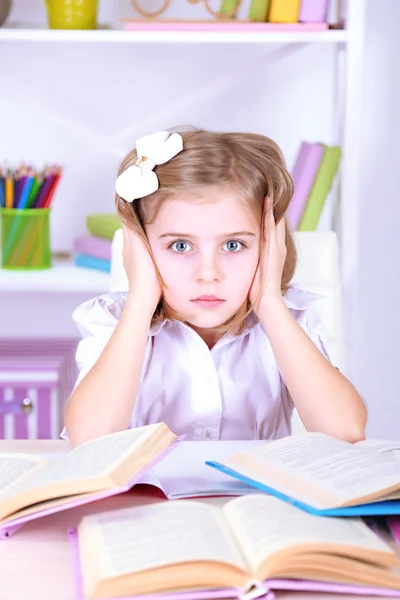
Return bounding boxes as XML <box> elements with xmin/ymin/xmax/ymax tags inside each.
<box><xmin>0</xmin><ymin>257</ymin><xmax>110</xmax><ymax>294</ymax></box>
<box><xmin>0</xmin><ymin>23</ymin><xmax>347</xmax><ymax>44</ymax></box>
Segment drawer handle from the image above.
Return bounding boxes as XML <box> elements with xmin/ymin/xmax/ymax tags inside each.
<box><xmin>20</xmin><ymin>398</ymin><xmax>33</xmax><ymax>414</ymax></box>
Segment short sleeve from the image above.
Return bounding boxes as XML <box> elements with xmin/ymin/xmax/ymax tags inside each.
<box><xmin>60</xmin><ymin>292</ymin><xmax>127</xmax><ymax>441</ymax></box>
<box><xmin>296</xmin><ymin>306</ymin><xmax>334</xmax><ymax>365</ymax></box>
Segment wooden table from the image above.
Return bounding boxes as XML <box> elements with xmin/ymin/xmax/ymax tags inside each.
<box><xmin>0</xmin><ymin>440</ymin><xmax>392</xmax><ymax>600</ymax></box>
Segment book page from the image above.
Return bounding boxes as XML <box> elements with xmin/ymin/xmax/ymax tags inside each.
<box><xmin>0</xmin><ymin>454</ymin><xmax>49</xmax><ymax>497</ymax></box>
<box><xmin>140</xmin><ymin>441</ymin><xmax>263</xmax><ymax>498</ymax></box>
<box><xmin>357</xmin><ymin>439</ymin><xmax>400</xmax><ymax>461</ymax></box>
<box><xmin>0</xmin><ymin>425</ymin><xmax>157</xmax><ymax>503</ymax></box>
<box><xmin>224</xmin><ymin>495</ymin><xmax>397</xmax><ymax>576</ymax></box>
<box><xmin>225</xmin><ymin>433</ymin><xmax>400</xmax><ymax>508</ymax></box>
<box><xmin>79</xmin><ymin>500</ymin><xmax>249</xmax><ymax>579</ymax></box>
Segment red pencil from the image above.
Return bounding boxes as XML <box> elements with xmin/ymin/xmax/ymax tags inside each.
<box><xmin>42</xmin><ymin>168</ymin><xmax>62</xmax><ymax>209</ymax></box>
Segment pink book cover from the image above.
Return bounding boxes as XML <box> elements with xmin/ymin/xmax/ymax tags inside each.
<box><xmin>287</xmin><ymin>141</ymin><xmax>324</xmax><ymax>230</ymax></box>
<box><xmin>388</xmin><ymin>517</ymin><xmax>400</xmax><ymax>544</ymax></box>
<box><xmin>299</xmin><ymin>0</ymin><xmax>329</xmax><ymax>23</ymax></box>
<box><xmin>0</xmin><ymin>436</ymin><xmax>183</xmax><ymax>539</ymax></box>
<box><xmin>123</xmin><ymin>21</ymin><xmax>328</xmax><ymax>31</ymax></box>
<box><xmin>73</xmin><ymin>235</ymin><xmax>112</xmax><ymax>261</ymax></box>
<box><xmin>68</xmin><ymin>529</ymin><xmax>400</xmax><ymax>600</ymax></box>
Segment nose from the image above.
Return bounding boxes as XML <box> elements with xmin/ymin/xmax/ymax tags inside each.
<box><xmin>195</xmin><ymin>250</ymin><xmax>223</xmax><ymax>283</ymax></box>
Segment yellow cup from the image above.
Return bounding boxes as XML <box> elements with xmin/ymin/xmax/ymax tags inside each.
<box><xmin>44</xmin><ymin>0</ymin><xmax>99</xmax><ymax>30</ymax></box>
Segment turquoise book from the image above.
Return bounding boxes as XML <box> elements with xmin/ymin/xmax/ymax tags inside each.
<box><xmin>206</xmin><ymin>432</ymin><xmax>400</xmax><ymax>517</ymax></box>
<box><xmin>75</xmin><ymin>254</ymin><xmax>111</xmax><ymax>273</ymax></box>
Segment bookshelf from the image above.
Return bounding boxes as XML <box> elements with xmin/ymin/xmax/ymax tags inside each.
<box><xmin>0</xmin><ymin>258</ymin><xmax>110</xmax><ymax>294</ymax></box>
<box><xmin>0</xmin><ymin>24</ymin><xmax>347</xmax><ymax>44</ymax></box>
<box><xmin>0</xmin><ymin>0</ymin><xmax>365</xmax><ymax>373</ymax></box>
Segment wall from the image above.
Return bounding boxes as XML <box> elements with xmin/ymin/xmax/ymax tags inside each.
<box><xmin>354</xmin><ymin>0</ymin><xmax>400</xmax><ymax>438</ymax></box>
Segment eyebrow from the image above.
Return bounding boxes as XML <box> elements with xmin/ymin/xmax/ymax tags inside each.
<box><xmin>158</xmin><ymin>231</ymin><xmax>257</xmax><ymax>239</ymax></box>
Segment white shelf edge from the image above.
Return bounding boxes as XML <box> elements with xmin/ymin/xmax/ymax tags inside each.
<box><xmin>0</xmin><ymin>258</ymin><xmax>111</xmax><ymax>294</ymax></box>
<box><xmin>0</xmin><ymin>26</ymin><xmax>347</xmax><ymax>44</ymax></box>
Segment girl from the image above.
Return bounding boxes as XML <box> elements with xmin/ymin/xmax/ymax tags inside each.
<box><xmin>64</xmin><ymin>128</ymin><xmax>366</xmax><ymax>447</ymax></box>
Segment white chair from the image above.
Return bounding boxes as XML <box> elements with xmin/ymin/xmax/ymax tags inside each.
<box><xmin>109</xmin><ymin>229</ymin><xmax>345</xmax><ymax>433</ymax></box>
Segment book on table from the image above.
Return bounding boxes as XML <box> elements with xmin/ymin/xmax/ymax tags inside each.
<box><xmin>70</xmin><ymin>493</ymin><xmax>400</xmax><ymax>599</ymax></box>
<box><xmin>206</xmin><ymin>432</ymin><xmax>400</xmax><ymax>516</ymax></box>
<box><xmin>0</xmin><ymin>422</ymin><xmax>179</xmax><ymax>537</ymax></box>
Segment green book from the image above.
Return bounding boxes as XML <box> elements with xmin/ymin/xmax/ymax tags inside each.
<box><xmin>86</xmin><ymin>213</ymin><xmax>121</xmax><ymax>240</ymax></box>
<box><xmin>219</xmin><ymin>0</ymin><xmax>241</xmax><ymax>18</ymax></box>
<box><xmin>298</xmin><ymin>145</ymin><xmax>342</xmax><ymax>231</ymax></box>
<box><xmin>249</xmin><ymin>0</ymin><xmax>271</xmax><ymax>21</ymax></box>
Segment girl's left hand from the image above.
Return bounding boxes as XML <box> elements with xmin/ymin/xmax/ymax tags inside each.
<box><xmin>249</xmin><ymin>196</ymin><xmax>287</xmax><ymax>314</ymax></box>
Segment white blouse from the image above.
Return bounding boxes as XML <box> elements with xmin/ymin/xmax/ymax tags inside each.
<box><xmin>62</xmin><ymin>286</ymin><xmax>332</xmax><ymax>441</ymax></box>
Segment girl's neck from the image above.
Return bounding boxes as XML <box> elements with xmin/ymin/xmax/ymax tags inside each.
<box><xmin>188</xmin><ymin>324</ymin><xmax>224</xmax><ymax>350</ymax></box>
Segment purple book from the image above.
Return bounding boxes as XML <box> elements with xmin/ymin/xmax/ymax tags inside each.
<box><xmin>0</xmin><ymin>431</ymin><xmax>183</xmax><ymax>539</ymax></box>
<box><xmin>299</xmin><ymin>0</ymin><xmax>329</xmax><ymax>23</ymax></box>
<box><xmin>73</xmin><ymin>235</ymin><xmax>112</xmax><ymax>261</ymax></box>
<box><xmin>287</xmin><ymin>141</ymin><xmax>324</xmax><ymax>230</ymax></box>
<box><xmin>68</xmin><ymin>529</ymin><xmax>400</xmax><ymax>600</ymax></box>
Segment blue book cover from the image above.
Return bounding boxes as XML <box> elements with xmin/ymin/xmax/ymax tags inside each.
<box><xmin>75</xmin><ymin>254</ymin><xmax>111</xmax><ymax>273</ymax></box>
<box><xmin>206</xmin><ymin>461</ymin><xmax>400</xmax><ymax>517</ymax></box>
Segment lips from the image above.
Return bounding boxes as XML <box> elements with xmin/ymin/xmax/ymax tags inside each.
<box><xmin>191</xmin><ymin>296</ymin><xmax>225</xmax><ymax>309</ymax></box>
<box><xmin>194</xmin><ymin>295</ymin><xmax>223</xmax><ymax>301</ymax></box>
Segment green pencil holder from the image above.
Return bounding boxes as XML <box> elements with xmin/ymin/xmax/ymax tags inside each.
<box><xmin>1</xmin><ymin>208</ymin><xmax>52</xmax><ymax>270</ymax></box>
<box><xmin>44</xmin><ymin>0</ymin><xmax>99</xmax><ymax>30</ymax></box>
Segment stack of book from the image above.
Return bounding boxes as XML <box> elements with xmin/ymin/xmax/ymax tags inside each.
<box><xmin>73</xmin><ymin>213</ymin><xmax>120</xmax><ymax>273</ymax></box>
<box><xmin>221</xmin><ymin>0</ymin><xmax>331</xmax><ymax>23</ymax></box>
<box><xmin>287</xmin><ymin>141</ymin><xmax>341</xmax><ymax>231</ymax></box>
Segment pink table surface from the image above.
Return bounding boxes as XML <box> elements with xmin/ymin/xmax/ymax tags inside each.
<box><xmin>0</xmin><ymin>440</ymin><xmax>394</xmax><ymax>600</ymax></box>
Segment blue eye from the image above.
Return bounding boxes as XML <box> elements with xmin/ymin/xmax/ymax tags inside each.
<box><xmin>223</xmin><ymin>240</ymin><xmax>244</xmax><ymax>252</ymax></box>
<box><xmin>170</xmin><ymin>240</ymin><xmax>191</xmax><ymax>253</ymax></box>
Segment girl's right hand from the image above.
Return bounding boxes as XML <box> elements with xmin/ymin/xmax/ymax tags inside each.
<box><xmin>122</xmin><ymin>224</ymin><xmax>162</xmax><ymax>313</ymax></box>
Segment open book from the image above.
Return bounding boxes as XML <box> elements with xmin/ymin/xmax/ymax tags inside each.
<box><xmin>140</xmin><ymin>441</ymin><xmax>262</xmax><ymax>499</ymax></box>
<box><xmin>206</xmin><ymin>432</ymin><xmax>400</xmax><ymax>516</ymax></box>
<box><xmin>70</xmin><ymin>494</ymin><xmax>400</xmax><ymax>599</ymax></box>
<box><xmin>0</xmin><ymin>422</ymin><xmax>179</xmax><ymax>538</ymax></box>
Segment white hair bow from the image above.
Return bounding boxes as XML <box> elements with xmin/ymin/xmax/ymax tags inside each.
<box><xmin>115</xmin><ymin>131</ymin><xmax>183</xmax><ymax>202</ymax></box>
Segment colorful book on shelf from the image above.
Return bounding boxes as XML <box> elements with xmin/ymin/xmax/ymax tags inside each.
<box><xmin>219</xmin><ymin>0</ymin><xmax>241</xmax><ymax>18</ymax></box>
<box><xmin>0</xmin><ymin>423</ymin><xmax>180</xmax><ymax>539</ymax></box>
<box><xmin>299</xmin><ymin>0</ymin><xmax>330</xmax><ymax>23</ymax></box>
<box><xmin>73</xmin><ymin>235</ymin><xmax>112</xmax><ymax>261</ymax></box>
<box><xmin>249</xmin><ymin>0</ymin><xmax>271</xmax><ymax>22</ymax></box>
<box><xmin>298</xmin><ymin>144</ymin><xmax>341</xmax><ymax>231</ymax></box>
<box><xmin>287</xmin><ymin>141</ymin><xmax>325</xmax><ymax>230</ymax></box>
<box><xmin>206</xmin><ymin>433</ymin><xmax>400</xmax><ymax>517</ymax></box>
<box><xmin>85</xmin><ymin>213</ymin><xmax>121</xmax><ymax>241</ymax></box>
<box><xmin>268</xmin><ymin>0</ymin><xmax>301</xmax><ymax>22</ymax></box>
<box><xmin>75</xmin><ymin>254</ymin><xmax>111</xmax><ymax>273</ymax></box>
<box><xmin>69</xmin><ymin>494</ymin><xmax>400</xmax><ymax>600</ymax></box>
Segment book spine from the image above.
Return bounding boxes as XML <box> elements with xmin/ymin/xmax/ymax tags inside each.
<box><xmin>73</xmin><ymin>235</ymin><xmax>112</xmax><ymax>261</ymax></box>
<box><xmin>249</xmin><ymin>0</ymin><xmax>271</xmax><ymax>21</ymax></box>
<box><xmin>268</xmin><ymin>0</ymin><xmax>301</xmax><ymax>22</ymax></box>
<box><xmin>74</xmin><ymin>254</ymin><xmax>111</xmax><ymax>273</ymax></box>
<box><xmin>219</xmin><ymin>0</ymin><xmax>241</xmax><ymax>18</ymax></box>
<box><xmin>299</xmin><ymin>0</ymin><xmax>329</xmax><ymax>23</ymax></box>
<box><xmin>287</xmin><ymin>142</ymin><xmax>324</xmax><ymax>230</ymax></box>
<box><xmin>298</xmin><ymin>146</ymin><xmax>342</xmax><ymax>231</ymax></box>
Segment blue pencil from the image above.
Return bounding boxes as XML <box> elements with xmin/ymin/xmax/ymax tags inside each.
<box><xmin>16</xmin><ymin>175</ymin><xmax>35</xmax><ymax>209</ymax></box>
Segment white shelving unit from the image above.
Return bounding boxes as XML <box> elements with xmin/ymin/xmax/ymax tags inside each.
<box><xmin>0</xmin><ymin>0</ymin><xmax>366</xmax><ymax>373</ymax></box>
<box><xmin>0</xmin><ymin>24</ymin><xmax>347</xmax><ymax>44</ymax></box>
<box><xmin>0</xmin><ymin>258</ymin><xmax>110</xmax><ymax>294</ymax></box>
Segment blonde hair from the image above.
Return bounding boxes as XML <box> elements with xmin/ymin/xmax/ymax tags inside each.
<box><xmin>115</xmin><ymin>127</ymin><xmax>296</xmax><ymax>336</ymax></box>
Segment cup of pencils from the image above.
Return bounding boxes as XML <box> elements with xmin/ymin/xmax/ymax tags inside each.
<box><xmin>0</xmin><ymin>165</ymin><xmax>62</xmax><ymax>270</ymax></box>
